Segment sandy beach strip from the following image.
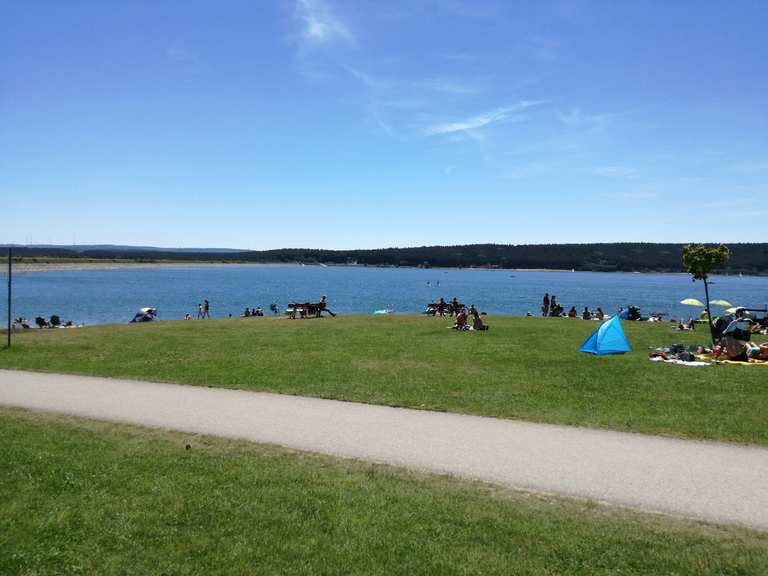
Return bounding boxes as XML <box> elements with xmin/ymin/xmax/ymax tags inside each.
<box><xmin>3</xmin><ymin>261</ymin><xmax>301</xmax><ymax>274</ymax></box>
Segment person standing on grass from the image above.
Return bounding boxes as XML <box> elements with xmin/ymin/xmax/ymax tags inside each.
<box><xmin>197</xmin><ymin>303</ymin><xmax>203</xmax><ymax>319</ymax></box>
<box><xmin>203</xmin><ymin>299</ymin><xmax>210</xmax><ymax>319</ymax></box>
<box><xmin>542</xmin><ymin>293</ymin><xmax>550</xmax><ymax>316</ymax></box>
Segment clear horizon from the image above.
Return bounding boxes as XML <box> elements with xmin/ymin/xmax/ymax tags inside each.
<box><xmin>2</xmin><ymin>1</ymin><xmax>766</xmax><ymax>249</ymax></box>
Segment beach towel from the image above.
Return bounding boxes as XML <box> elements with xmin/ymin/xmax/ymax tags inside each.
<box><xmin>694</xmin><ymin>354</ymin><xmax>768</xmax><ymax>366</ymax></box>
<box><xmin>649</xmin><ymin>357</ymin><xmax>709</xmax><ymax>367</ymax></box>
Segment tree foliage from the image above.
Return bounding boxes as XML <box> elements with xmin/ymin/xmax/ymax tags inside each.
<box><xmin>682</xmin><ymin>244</ymin><xmax>731</xmax><ymax>281</ymax></box>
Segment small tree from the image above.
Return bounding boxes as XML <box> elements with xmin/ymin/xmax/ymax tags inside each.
<box><xmin>682</xmin><ymin>244</ymin><xmax>730</xmax><ymax>345</ymax></box>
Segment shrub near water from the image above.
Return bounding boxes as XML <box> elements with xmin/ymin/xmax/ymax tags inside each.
<box><xmin>1</xmin><ymin>315</ymin><xmax>767</xmax><ymax>444</ymax></box>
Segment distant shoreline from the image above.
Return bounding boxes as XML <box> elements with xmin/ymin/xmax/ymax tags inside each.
<box><xmin>1</xmin><ymin>260</ymin><xmax>753</xmax><ymax>276</ymax></box>
<box><xmin>4</xmin><ymin>243</ymin><xmax>766</xmax><ymax>276</ymax></box>
<box><xmin>7</xmin><ymin>261</ymin><xmax>577</xmax><ymax>274</ymax></box>
<box><xmin>6</xmin><ymin>261</ymin><xmax>298</xmax><ymax>274</ymax></box>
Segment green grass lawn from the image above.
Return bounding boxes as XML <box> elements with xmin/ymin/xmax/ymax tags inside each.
<box><xmin>1</xmin><ymin>316</ymin><xmax>767</xmax><ymax>444</ymax></box>
<box><xmin>2</xmin><ymin>407</ymin><xmax>766</xmax><ymax>575</ymax></box>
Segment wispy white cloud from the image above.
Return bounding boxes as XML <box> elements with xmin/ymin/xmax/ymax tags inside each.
<box><xmin>340</xmin><ymin>66</ymin><xmax>406</xmax><ymax>139</ymax></box>
<box><xmin>425</xmin><ymin>101</ymin><xmax>544</xmax><ymax>135</ymax></box>
<box><xmin>558</xmin><ymin>107</ymin><xmax>624</xmax><ymax>130</ymax></box>
<box><xmin>592</xmin><ymin>166</ymin><xmax>638</xmax><ymax>178</ymax></box>
<box><xmin>294</xmin><ymin>0</ymin><xmax>352</xmax><ymax>45</ymax></box>
<box><xmin>418</xmin><ymin>76</ymin><xmax>485</xmax><ymax>95</ymax></box>
<box><xmin>343</xmin><ymin>65</ymin><xmax>388</xmax><ymax>90</ymax></box>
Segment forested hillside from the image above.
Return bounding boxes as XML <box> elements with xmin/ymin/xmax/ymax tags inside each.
<box><xmin>4</xmin><ymin>243</ymin><xmax>768</xmax><ymax>274</ymax></box>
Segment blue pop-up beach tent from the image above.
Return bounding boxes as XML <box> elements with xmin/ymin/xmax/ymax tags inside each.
<box><xmin>580</xmin><ymin>315</ymin><xmax>632</xmax><ymax>355</ymax></box>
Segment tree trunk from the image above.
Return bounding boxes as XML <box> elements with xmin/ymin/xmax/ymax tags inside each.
<box><xmin>703</xmin><ymin>277</ymin><xmax>716</xmax><ymax>346</ymax></box>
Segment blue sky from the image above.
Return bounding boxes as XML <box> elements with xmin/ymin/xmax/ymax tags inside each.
<box><xmin>1</xmin><ymin>0</ymin><xmax>766</xmax><ymax>249</ymax></box>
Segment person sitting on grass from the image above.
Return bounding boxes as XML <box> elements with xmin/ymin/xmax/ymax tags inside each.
<box><xmin>469</xmin><ymin>305</ymin><xmax>489</xmax><ymax>331</ymax></box>
<box><xmin>452</xmin><ymin>309</ymin><xmax>469</xmax><ymax>330</ymax></box>
<box><xmin>595</xmin><ymin>307</ymin><xmax>605</xmax><ymax>321</ymax></box>
<box><xmin>567</xmin><ymin>306</ymin><xmax>577</xmax><ymax>319</ymax></box>
<box><xmin>243</xmin><ymin>307</ymin><xmax>251</xmax><ymax>317</ymax></box>
<box><xmin>582</xmin><ymin>307</ymin><xmax>592</xmax><ymax>320</ymax></box>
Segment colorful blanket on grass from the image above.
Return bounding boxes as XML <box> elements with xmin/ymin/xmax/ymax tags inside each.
<box><xmin>695</xmin><ymin>354</ymin><xmax>768</xmax><ymax>366</ymax></box>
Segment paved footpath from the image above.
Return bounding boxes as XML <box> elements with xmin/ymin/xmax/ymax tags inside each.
<box><xmin>2</xmin><ymin>369</ymin><xmax>767</xmax><ymax>530</ymax></box>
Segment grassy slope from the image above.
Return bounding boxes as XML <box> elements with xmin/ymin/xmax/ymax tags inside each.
<box><xmin>1</xmin><ymin>407</ymin><xmax>766</xmax><ymax>576</ymax></box>
<box><xmin>1</xmin><ymin>316</ymin><xmax>767</xmax><ymax>444</ymax></box>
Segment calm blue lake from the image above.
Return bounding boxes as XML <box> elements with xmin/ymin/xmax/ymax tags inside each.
<box><xmin>1</xmin><ymin>265</ymin><xmax>766</xmax><ymax>326</ymax></box>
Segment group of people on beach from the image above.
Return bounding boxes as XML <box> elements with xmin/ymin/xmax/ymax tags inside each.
<box><xmin>12</xmin><ymin>315</ymin><xmax>77</xmax><ymax>329</ymax></box>
<box><xmin>428</xmin><ymin>297</ymin><xmax>465</xmax><ymax>317</ymax></box>
<box><xmin>241</xmin><ymin>306</ymin><xmax>264</xmax><ymax>317</ymax></box>
<box><xmin>240</xmin><ymin>303</ymin><xmax>283</xmax><ymax>317</ymax></box>
<box><xmin>182</xmin><ymin>299</ymin><xmax>211</xmax><ymax>320</ymax></box>
<box><xmin>541</xmin><ymin>293</ymin><xmax>605</xmax><ymax>321</ymax></box>
<box><xmin>718</xmin><ymin>308</ymin><xmax>768</xmax><ymax>361</ymax></box>
<box><xmin>287</xmin><ymin>296</ymin><xmax>336</xmax><ymax>319</ymax></box>
<box><xmin>451</xmin><ymin>303</ymin><xmax>489</xmax><ymax>331</ymax></box>
<box><xmin>180</xmin><ymin>297</ymin><xmax>335</xmax><ymax>320</ymax></box>
<box><xmin>425</xmin><ymin>297</ymin><xmax>488</xmax><ymax>331</ymax></box>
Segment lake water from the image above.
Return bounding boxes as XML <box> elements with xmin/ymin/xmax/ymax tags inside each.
<box><xmin>1</xmin><ymin>265</ymin><xmax>766</xmax><ymax>326</ymax></box>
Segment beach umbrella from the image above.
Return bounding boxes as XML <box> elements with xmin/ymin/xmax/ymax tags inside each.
<box><xmin>680</xmin><ymin>298</ymin><xmax>705</xmax><ymax>307</ymax></box>
<box><xmin>709</xmin><ymin>299</ymin><xmax>732</xmax><ymax>307</ymax></box>
<box><xmin>725</xmin><ymin>307</ymin><xmax>739</xmax><ymax>314</ymax></box>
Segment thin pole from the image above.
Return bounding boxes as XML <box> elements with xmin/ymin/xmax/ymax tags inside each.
<box><xmin>703</xmin><ymin>275</ymin><xmax>715</xmax><ymax>347</ymax></box>
<box><xmin>7</xmin><ymin>247</ymin><xmax>11</xmax><ymax>348</ymax></box>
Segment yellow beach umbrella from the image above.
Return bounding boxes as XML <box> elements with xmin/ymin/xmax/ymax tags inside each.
<box><xmin>680</xmin><ymin>298</ymin><xmax>705</xmax><ymax>307</ymax></box>
<box><xmin>725</xmin><ymin>307</ymin><xmax>739</xmax><ymax>314</ymax></box>
<box><xmin>710</xmin><ymin>299</ymin><xmax>732</xmax><ymax>307</ymax></box>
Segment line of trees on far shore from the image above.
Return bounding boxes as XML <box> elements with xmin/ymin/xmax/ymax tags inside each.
<box><xmin>4</xmin><ymin>243</ymin><xmax>768</xmax><ymax>275</ymax></box>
